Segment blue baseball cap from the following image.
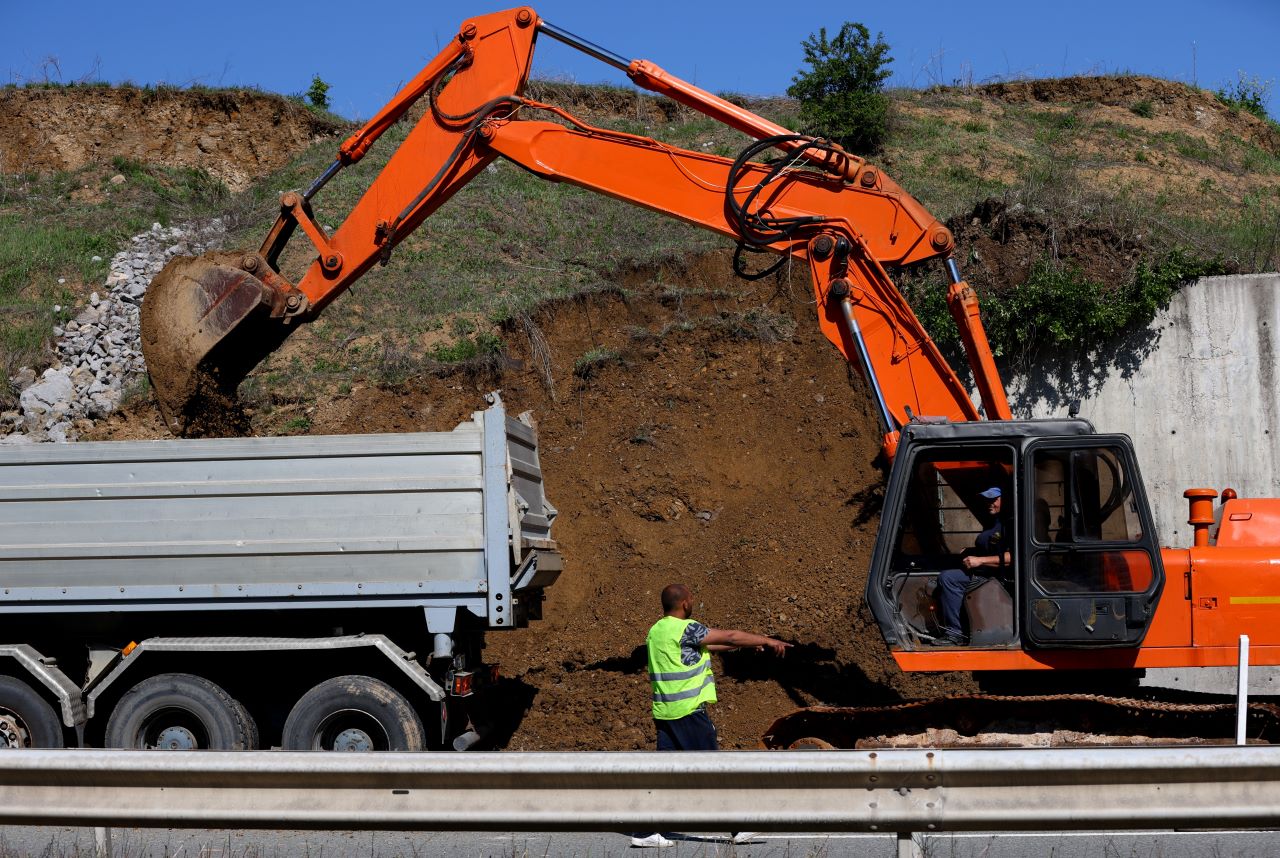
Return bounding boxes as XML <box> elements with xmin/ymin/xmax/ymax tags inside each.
<box><xmin>979</xmin><ymin>487</ymin><xmax>1002</xmax><ymax>499</ymax></box>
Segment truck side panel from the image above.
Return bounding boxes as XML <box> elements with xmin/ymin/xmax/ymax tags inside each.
<box><xmin>0</xmin><ymin>402</ymin><xmax>558</xmax><ymax>628</ymax></box>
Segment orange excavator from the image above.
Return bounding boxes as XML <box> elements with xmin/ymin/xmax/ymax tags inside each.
<box><xmin>140</xmin><ymin>7</ymin><xmax>1280</xmax><ymax>746</ymax></box>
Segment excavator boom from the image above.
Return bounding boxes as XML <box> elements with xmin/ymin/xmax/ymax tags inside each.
<box><xmin>140</xmin><ymin>6</ymin><xmax>1010</xmax><ymax>438</ymax></box>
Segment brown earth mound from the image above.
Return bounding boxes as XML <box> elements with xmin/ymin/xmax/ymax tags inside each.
<box><xmin>319</xmin><ymin>257</ymin><xmax>980</xmax><ymax>749</ymax></box>
<box><xmin>979</xmin><ymin>75</ymin><xmax>1279</xmax><ymax>154</ymax></box>
<box><xmin>0</xmin><ymin>86</ymin><xmax>344</xmax><ymax>190</ymax></box>
<box><xmin>91</xmin><ymin>252</ymin><xmax>978</xmax><ymax>749</ymax></box>
<box><xmin>947</xmin><ymin>197</ymin><xmax>1148</xmax><ymax>293</ymax></box>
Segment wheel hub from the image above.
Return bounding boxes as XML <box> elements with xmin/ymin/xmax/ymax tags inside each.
<box><xmin>332</xmin><ymin>727</ymin><xmax>374</xmax><ymax>752</ymax></box>
<box><xmin>0</xmin><ymin>712</ymin><xmax>30</xmax><ymax>750</ymax></box>
<box><xmin>152</xmin><ymin>725</ymin><xmax>199</xmax><ymax>751</ymax></box>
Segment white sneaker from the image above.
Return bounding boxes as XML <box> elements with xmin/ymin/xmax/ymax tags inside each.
<box><xmin>631</xmin><ymin>833</ymin><xmax>676</xmax><ymax>848</ymax></box>
<box><xmin>731</xmin><ymin>832</ymin><xmax>759</xmax><ymax>844</ymax></box>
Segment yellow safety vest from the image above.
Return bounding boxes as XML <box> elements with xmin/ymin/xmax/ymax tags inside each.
<box><xmin>647</xmin><ymin>615</ymin><xmax>717</xmax><ymax>720</ymax></box>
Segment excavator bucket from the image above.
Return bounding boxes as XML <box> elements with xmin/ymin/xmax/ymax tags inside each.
<box><xmin>140</xmin><ymin>251</ymin><xmax>293</xmax><ymax>436</ymax></box>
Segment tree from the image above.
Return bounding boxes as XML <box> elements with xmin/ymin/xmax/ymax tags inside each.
<box><xmin>306</xmin><ymin>75</ymin><xmax>331</xmax><ymax>110</ymax></box>
<box><xmin>787</xmin><ymin>23</ymin><xmax>893</xmax><ymax>155</ymax></box>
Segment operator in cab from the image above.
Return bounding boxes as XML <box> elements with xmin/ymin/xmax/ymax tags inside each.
<box><xmin>936</xmin><ymin>486</ymin><xmax>1010</xmax><ymax>645</ymax></box>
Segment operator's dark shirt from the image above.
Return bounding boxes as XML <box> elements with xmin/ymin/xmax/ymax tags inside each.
<box><xmin>973</xmin><ymin>518</ymin><xmax>1010</xmax><ymax>576</ymax></box>
<box><xmin>975</xmin><ymin>518</ymin><xmax>1006</xmax><ymax>556</ymax></box>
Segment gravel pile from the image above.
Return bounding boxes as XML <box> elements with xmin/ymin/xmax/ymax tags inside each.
<box><xmin>1</xmin><ymin>219</ymin><xmax>226</xmax><ymax>444</ymax></box>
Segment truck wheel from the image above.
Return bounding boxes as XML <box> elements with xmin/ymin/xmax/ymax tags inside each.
<box><xmin>0</xmin><ymin>675</ymin><xmax>63</xmax><ymax>748</ymax></box>
<box><xmin>105</xmin><ymin>673</ymin><xmax>258</xmax><ymax>750</ymax></box>
<box><xmin>282</xmin><ymin>675</ymin><xmax>426</xmax><ymax>751</ymax></box>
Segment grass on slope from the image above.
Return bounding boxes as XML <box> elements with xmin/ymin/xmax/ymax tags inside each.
<box><xmin>0</xmin><ymin>159</ymin><xmax>229</xmax><ymax>406</ymax></box>
<box><xmin>4</xmin><ymin>77</ymin><xmax>1280</xmax><ymax>416</ymax></box>
<box><xmin>887</xmin><ymin>83</ymin><xmax>1280</xmax><ymax>270</ymax></box>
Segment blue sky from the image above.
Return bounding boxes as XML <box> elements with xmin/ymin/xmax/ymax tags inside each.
<box><xmin>5</xmin><ymin>1</ymin><xmax>1277</xmax><ymax>121</ymax></box>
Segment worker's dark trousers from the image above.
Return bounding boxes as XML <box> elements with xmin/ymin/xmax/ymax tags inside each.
<box><xmin>937</xmin><ymin>570</ymin><xmax>986</xmax><ymax>637</ymax></box>
<box><xmin>655</xmin><ymin>707</ymin><xmax>719</xmax><ymax>751</ymax></box>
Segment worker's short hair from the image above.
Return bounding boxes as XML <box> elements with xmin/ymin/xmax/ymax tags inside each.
<box><xmin>661</xmin><ymin>583</ymin><xmax>690</xmax><ymax>612</ymax></box>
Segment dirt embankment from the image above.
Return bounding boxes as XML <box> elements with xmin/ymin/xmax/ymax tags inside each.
<box><xmin>946</xmin><ymin>197</ymin><xmax>1149</xmax><ymax>294</ymax></box>
<box><xmin>0</xmin><ymin>86</ymin><xmax>344</xmax><ymax>190</ymax></box>
<box><xmin>91</xmin><ymin>253</ymin><xmax>978</xmax><ymax>750</ymax></box>
<box><xmin>979</xmin><ymin>76</ymin><xmax>1279</xmax><ymax>154</ymax></box>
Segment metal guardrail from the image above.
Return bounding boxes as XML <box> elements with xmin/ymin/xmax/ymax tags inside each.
<box><xmin>2</xmin><ymin>747</ymin><xmax>1280</xmax><ymax>832</ymax></box>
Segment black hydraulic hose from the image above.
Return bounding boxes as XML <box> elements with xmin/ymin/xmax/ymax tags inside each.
<box><xmin>724</xmin><ymin>134</ymin><xmax>842</xmax><ymax>278</ymax></box>
<box><xmin>381</xmin><ymin>90</ymin><xmax>525</xmax><ymax>264</ymax></box>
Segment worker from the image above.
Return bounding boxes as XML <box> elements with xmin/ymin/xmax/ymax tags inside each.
<box><xmin>631</xmin><ymin>582</ymin><xmax>791</xmax><ymax>849</ymax></box>
<box><xmin>936</xmin><ymin>486</ymin><xmax>1011</xmax><ymax>645</ymax></box>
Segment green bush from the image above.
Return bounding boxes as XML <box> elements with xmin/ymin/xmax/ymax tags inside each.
<box><xmin>1130</xmin><ymin>99</ymin><xmax>1154</xmax><ymax>119</ymax></box>
<box><xmin>430</xmin><ymin>331</ymin><xmax>503</xmax><ymax>363</ymax></box>
<box><xmin>306</xmin><ymin>75</ymin><xmax>330</xmax><ymax>110</ymax></box>
<box><xmin>786</xmin><ymin>22</ymin><xmax>893</xmax><ymax>155</ymax></box>
<box><xmin>910</xmin><ymin>250</ymin><xmax>1227</xmax><ymax>366</ymax></box>
<box><xmin>1216</xmin><ymin>73</ymin><xmax>1272</xmax><ymax>121</ymax></box>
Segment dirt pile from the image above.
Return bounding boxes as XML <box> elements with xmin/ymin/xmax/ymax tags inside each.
<box><xmin>90</xmin><ymin>253</ymin><xmax>978</xmax><ymax>749</ymax></box>
<box><xmin>0</xmin><ymin>86</ymin><xmax>343</xmax><ymax>190</ymax></box>
<box><xmin>946</xmin><ymin>197</ymin><xmax>1148</xmax><ymax>294</ymax></box>
<box><xmin>979</xmin><ymin>76</ymin><xmax>1279</xmax><ymax>154</ymax></box>
<box><xmin>319</xmin><ymin>258</ymin><xmax>979</xmax><ymax>749</ymax></box>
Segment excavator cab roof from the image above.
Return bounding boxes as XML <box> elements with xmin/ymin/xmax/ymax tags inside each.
<box><xmin>900</xmin><ymin>417</ymin><xmax>1096</xmax><ymax>445</ymax></box>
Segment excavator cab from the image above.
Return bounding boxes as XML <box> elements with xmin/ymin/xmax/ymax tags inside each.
<box><xmin>865</xmin><ymin>419</ymin><xmax>1165</xmax><ymax>658</ymax></box>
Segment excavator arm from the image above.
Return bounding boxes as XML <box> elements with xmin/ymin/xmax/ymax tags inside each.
<box><xmin>140</xmin><ymin>6</ymin><xmax>1011</xmax><ymax>445</ymax></box>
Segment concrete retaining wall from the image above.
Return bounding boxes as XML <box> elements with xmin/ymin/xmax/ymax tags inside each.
<box><xmin>1005</xmin><ymin>273</ymin><xmax>1280</xmax><ymax>547</ymax></box>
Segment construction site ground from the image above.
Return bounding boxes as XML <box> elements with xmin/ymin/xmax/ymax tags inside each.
<box><xmin>6</xmin><ymin>75</ymin><xmax>1280</xmax><ymax>749</ymax></box>
<box><xmin>91</xmin><ymin>259</ymin><xmax>975</xmax><ymax>750</ymax></box>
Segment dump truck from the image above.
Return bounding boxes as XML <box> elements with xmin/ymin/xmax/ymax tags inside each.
<box><xmin>0</xmin><ymin>396</ymin><xmax>559</xmax><ymax>749</ymax></box>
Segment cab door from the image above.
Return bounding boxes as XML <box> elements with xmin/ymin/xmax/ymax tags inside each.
<box><xmin>1021</xmin><ymin>437</ymin><xmax>1163</xmax><ymax>647</ymax></box>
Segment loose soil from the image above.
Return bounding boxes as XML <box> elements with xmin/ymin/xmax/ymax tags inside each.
<box><xmin>92</xmin><ymin>252</ymin><xmax>979</xmax><ymax>750</ymax></box>
<box><xmin>0</xmin><ymin>86</ymin><xmax>343</xmax><ymax>191</ymax></box>
<box><xmin>979</xmin><ymin>76</ymin><xmax>1279</xmax><ymax>155</ymax></box>
<box><xmin>946</xmin><ymin>197</ymin><xmax>1149</xmax><ymax>294</ymax></box>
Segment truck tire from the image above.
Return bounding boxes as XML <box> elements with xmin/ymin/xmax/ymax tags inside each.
<box><xmin>104</xmin><ymin>673</ymin><xmax>258</xmax><ymax>750</ymax></box>
<box><xmin>282</xmin><ymin>675</ymin><xmax>426</xmax><ymax>751</ymax></box>
<box><xmin>0</xmin><ymin>675</ymin><xmax>63</xmax><ymax>748</ymax></box>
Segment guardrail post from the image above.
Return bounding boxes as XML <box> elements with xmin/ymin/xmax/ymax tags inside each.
<box><xmin>1238</xmin><ymin>633</ymin><xmax>1251</xmax><ymax>745</ymax></box>
<box><xmin>94</xmin><ymin>826</ymin><xmax>112</xmax><ymax>857</ymax></box>
<box><xmin>897</xmin><ymin>831</ymin><xmax>923</xmax><ymax>858</ymax></box>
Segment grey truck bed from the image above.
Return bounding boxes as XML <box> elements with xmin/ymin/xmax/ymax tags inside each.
<box><xmin>0</xmin><ymin>397</ymin><xmax>558</xmax><ymax>627</ymax></box>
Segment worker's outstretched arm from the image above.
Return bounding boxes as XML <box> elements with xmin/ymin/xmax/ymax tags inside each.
<box><xmin>704</xmin><ymin>628</ymin><xmax>791</xmax><ymax>656</ymax></box>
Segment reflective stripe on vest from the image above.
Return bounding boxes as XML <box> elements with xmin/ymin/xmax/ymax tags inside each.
<box><xmin>646</xmin><ymin>615</ymin><xmax>717</xmax><ymax>720</ymax></box>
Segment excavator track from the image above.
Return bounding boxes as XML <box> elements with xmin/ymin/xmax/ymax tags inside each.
<box><xmin>761</xmin><ymin>694</ymin><xmax>1280</xmax><ymax>749</ymax></box>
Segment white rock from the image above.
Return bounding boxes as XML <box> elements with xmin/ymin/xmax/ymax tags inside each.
<box><xmin>20</xmin><ymin>369</ymin><xmax>73</xmax><ymax>414</ymax></box>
